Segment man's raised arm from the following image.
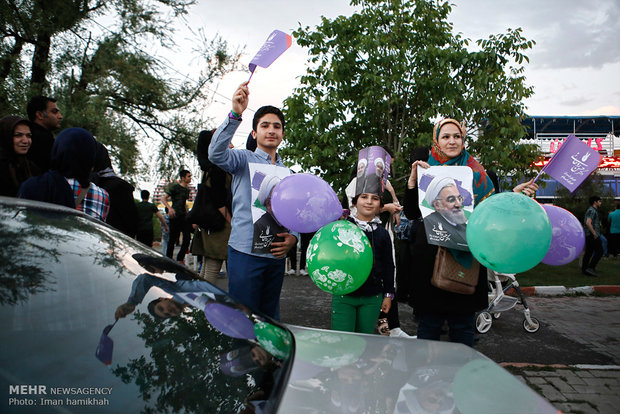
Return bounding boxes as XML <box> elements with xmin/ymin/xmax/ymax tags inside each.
<box><xmin>208</xmin><ymin>82</ymin><xmax>250</xmax><ymax>172</ymax></box>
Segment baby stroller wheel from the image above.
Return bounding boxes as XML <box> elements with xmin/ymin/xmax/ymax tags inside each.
<box><xmin>476</xmin><ymin>312</ymin><xmax>492</xmax><ymax>334</ymax></box>
<box><xmin>523</xmin><ymin>317</ymin><xmax>540</xmax><ymax>333</ymax></box>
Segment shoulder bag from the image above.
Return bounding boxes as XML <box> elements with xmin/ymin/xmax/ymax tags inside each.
<box><xmin>431</xmin><ymin>246</ymin><xmax>480</xmax><ymax>295</ymax></box>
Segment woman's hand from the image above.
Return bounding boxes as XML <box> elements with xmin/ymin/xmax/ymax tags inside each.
<box><xmin>381</xmin><ymin>202</ymin><xmax>402</xmax><ymax>215</ymax></box>
<box><xmin>513</xmin><ymin>179</ymin><xmax>539</xmax><ymax>197</ymax></box>
<box><xmin>408</xmin><ymin>161</ymin><xmax>430</xmax><ymax>189</ymax></box>
<box><xmin>381</xmin><ymin>297</ymin><xmax>392</xmax><ymax>313</ymax></box>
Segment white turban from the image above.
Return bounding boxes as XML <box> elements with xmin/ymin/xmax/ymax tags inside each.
<box><xmin>424</xmin><ymin>176</ymin><xmax>457</xmax><ymax>207</ymax></box>
<box><xmin>257</xmin><ymin>175</ymin><xmax>280</xmax><ymax>206</ymax></box>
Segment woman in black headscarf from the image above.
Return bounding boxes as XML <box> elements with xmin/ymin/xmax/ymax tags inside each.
<box><xmin>19</xmin><ymin>127</ymin><xmax>110</xmax><ymax>221</ymax></box>
<box><xmin>0</xmin><ymin>116</ymin><xmax>39</xmax><ymax>197</ymax></box>
<box><xmin>194</xmin><ymin>129</ymin><xmax>232</xmax><ymax>283</ymax></box>
<box><xmin>90</xmin><ymin>142</ymin><xmax>138</xmax><ymax>236</ymax></box>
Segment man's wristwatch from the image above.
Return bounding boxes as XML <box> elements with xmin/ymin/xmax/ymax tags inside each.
<box><xmin>384</xmin><ymin>293</ymin><xmax>395</xmax><ymax>300</ymax></box>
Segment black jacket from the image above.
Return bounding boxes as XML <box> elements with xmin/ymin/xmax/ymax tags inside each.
<box><xmin>27</xmin><ymin>122</ymin><xmax>55</xmax><ymax>172</ymax></box>
<box><xmin>346</xmin><ymin>217</ymin><xmax>395</xmax><ymax>298</ymax></box>
<box><xmin>91</xmin><ymin>142</ymin><xmax>138</xmax><ymax>236</ymax></box>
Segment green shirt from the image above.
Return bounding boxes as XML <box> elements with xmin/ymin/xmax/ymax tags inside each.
<box><xmin>136</xmin><ymin>201</ymin><xmax>158</xmax><ymax>232</ymax></box>
<box><xmin>609</xmin><ymin>209</ymin><xmax>620</xmax><ymax>234</ymax></box>
<box><xmin>584</xmin><ymin>206</ymin><xmax>600</xmax><ymax>237</ymax></box>
<box><xmin>165</xmin><ymin>182</ymin><xmax>190</xmax><ymax>218</ymax></box>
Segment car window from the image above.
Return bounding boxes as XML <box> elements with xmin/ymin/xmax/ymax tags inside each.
<box><xmin>0</xmin><ymin>201</ymin><xmax>292</xmax><ymax>413</ymax></box>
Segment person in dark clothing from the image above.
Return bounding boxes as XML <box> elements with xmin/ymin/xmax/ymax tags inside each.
<box><xmin>195</xmin><ymin>129</ymin><xmax>233</xmax><ymax>283</ymax></box>
<box><xmin>90</xmin><ymin>142</ymin><xmax>138</xmax><ymax>236</ymax></box>
<box><xmin>0</xmin><ymin>116</ymin><xmax>39</xmax><ymax>197</ymax></box>
<box><xmin>136</xmin><ymin>190</ymin><xmax>169</xmax><ymax>246</ymax></box>
<box><xmin>26</xmin><ymin>96</ymin><xmax>63</xmax><ymax>172</ymax></box>
<box><xmin>18</xmin><ymin>127</ymin><xmax>109</xmax><ymax>218</ymax></box>
<box><xmin>582</xmin><ymin>195</ymin><xmax>604</xmax><ymax>276</ymax></box>
<box><xmin>197</xmin><ymin>129</ymin><xmax>215</xmax><ymax>172</ymax></box>
<box><xmin>404</xmin><ymin>118</ymin><xmax>536</xmax><ymax>347</ymax></box>
<box><xmin>162</xmin><ymin>169</ymin><xmax>192</xmax><ymax>263</ymax></box>
<box><xmin>394</xmin><ymin>147</ymin><xmax>428</xmax><ymax>306</ymax></box>
<box><xmin>404</xmin><ymin>118</ymin><xmax>495</xmax><ymax>347</ymax></box>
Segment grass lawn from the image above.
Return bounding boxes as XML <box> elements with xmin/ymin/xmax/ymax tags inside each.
<box><xmin>518</xmin><ymin>255</ymin><xmax>619</xmax><ymax>287</ymax></box>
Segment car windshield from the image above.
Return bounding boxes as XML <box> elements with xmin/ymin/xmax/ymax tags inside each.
<box><xmin>0</xmin><ymin>198</ymin><xmax>293</xmax><ymax>413</ymax></box>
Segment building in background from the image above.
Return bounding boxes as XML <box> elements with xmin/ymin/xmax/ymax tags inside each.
<box><xmin>519</xmin><ymin>116</ymin><xmax>620</xmax><ymax>200</ymax></box>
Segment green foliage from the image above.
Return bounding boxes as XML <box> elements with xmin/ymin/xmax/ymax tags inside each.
<box><xmin>282</xmin><ymin>0</ymin><xmax>539</xmax><ymax>196</ymax></box>
<box><xmin>1</xmin><ymin>0</ymin><xmax>240</xmax><ymax>177</ymax></box>
<box><xmin>112</xmin><ymin>309</ymin><xmax>251</xmax><ymax>413</ymax></box>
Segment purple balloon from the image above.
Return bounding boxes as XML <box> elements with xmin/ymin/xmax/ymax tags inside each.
<box><xmin>204</xmin><ymin>302</ymin><xmax>256</xmax><ymax>340</ymax></box>
<box><xmin>541</xmin><ymin>204</ymin><xmax>585</xmax><ymax>266</ymax></box>
<box><xmin>271</xmin><ymin>173</ymin><xmax>342</xmax><ymax>233</ymax></box>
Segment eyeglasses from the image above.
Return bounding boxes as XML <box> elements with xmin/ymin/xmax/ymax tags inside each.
<box><xmin>437</xmin><ymin>195</ymin><xmax>464</xmax><ymax>203</ymax></box>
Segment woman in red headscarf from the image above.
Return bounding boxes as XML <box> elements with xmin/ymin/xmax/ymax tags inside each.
<box><xmin>404</xmin><ymin>118</ymin><xmax>536</xmax><ymax>346</ymax></box>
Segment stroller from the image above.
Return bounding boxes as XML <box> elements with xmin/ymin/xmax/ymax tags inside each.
<box><xmin>475</xmin><ymin>270</ymin><xmax>540</xmax><ymax>334</ymax></box>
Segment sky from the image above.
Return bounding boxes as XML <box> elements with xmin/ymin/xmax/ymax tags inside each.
<box><xmin>164</xmin><ymin>0</ymin><xmax>620</xmax><ymax>148</ymax></box>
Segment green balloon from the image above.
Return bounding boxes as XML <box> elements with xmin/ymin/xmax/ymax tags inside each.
<box><xmin>306</xmin><ymin>220</ymin><xmax>373</xmax><ymax>295</ymax></box>
<box><xmin>253</xmin><ymin>321</ymin><xmax>292</xmax><ymax>360</ymax></box>
<box><xmin>466</xmin><ymin>192</ymin><xmax>552</xmax><ymax>273</ymax></box>
<box><xmin>294</xmin><ymin>330</ymin><xmax>367</xmax><ymax>368</ymax></box>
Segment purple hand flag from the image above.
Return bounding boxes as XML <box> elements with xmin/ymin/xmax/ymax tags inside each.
<box><xmin>248</xmin><ymin>30</ymin><xmax>292</xmax><ymax>80</ymax></box>
<box><xmin>538</xmin><ymin>135</ymin><xmax>601</xmax><ymax>193</ymax></box>
<box><xmin>95</xmin><ymin>321</ymin><xmax>116</xmax><ymax>365</ymax></box>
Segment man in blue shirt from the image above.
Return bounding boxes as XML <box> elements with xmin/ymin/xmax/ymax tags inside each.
<box><xmin>115</xmin><ymin>273</ymin><xmax>220</xmax><ymax>320</ymax></box>
<box><xmin>609</xmin><ymin>202</ymin><xmax>620</xmax><ymax>257</ymax></box>
<box><xmin>208</xmin><ymin>82</ymin><xmax>297</xmax><ymax>320</ymax></box>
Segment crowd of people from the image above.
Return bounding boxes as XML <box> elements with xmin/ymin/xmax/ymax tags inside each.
<box><xmin>2</xmin><ymin>88</ymin><xmax>615</xmax><ymax>350</ymax></box>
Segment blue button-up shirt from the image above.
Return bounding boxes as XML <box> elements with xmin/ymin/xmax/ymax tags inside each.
<box><xmin>127</xmin><ymin>274</ymin><xmax>217</xmax><ymax>305</ymax></box>
<box><xmin>208</xmin><ymin>116</ymin><xmax>297</xmax><ymax>258</ymax></box>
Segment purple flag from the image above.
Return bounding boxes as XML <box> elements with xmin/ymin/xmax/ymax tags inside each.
<box><xmin>540</xmin><ymin>135</ymin><xmax>600</xmax><ymax>193</ymax></box>
<box><xmin>248</xmin><ymin>30</ymin><xmax>292</xmax><ymax>77</ymax></box>
<box><xmin>95</xmin><ymin>321</ymin><xmax>116</xmax><ymax>365</ymax></box>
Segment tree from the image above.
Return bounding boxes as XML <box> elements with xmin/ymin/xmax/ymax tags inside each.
<box><xmin>282</xmin><ymin>0</ymin><xmax>540</xmax><ymax>195</ymax></box>
<box><xmin>0</xmin><ymin>0</ymin><xmax>240</xmax><ymax>176</ymax></box>
<box><xmin>113</xmin><ymin>309</ymin><xmax>272</xmax><ymax>413</ymax></box>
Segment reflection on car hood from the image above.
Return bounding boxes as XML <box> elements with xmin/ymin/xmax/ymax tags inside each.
<box><xmin>280</xmin><ymin>325</ymin><xmax>558</xmax><ymax>414</ymax></box>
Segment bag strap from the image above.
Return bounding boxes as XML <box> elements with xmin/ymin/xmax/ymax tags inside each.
<box><xmin>75</xmin><ymin>184</ymin><xmax>90</xmax><ymax>207</ymax></box>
